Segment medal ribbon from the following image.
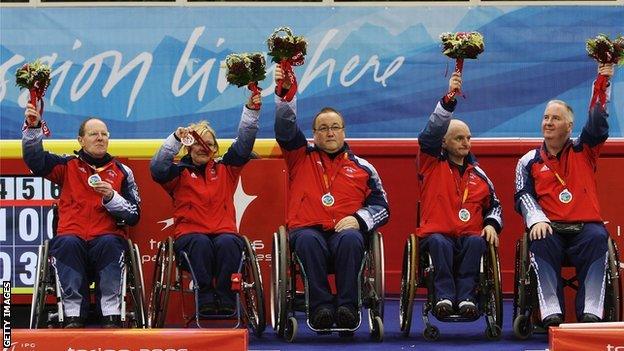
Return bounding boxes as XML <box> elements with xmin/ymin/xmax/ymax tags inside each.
<box><xmin>318</xmin><ymin>152</ymin><xmax>348</xmax><ymax>195</ymax></box>
<box><xmin>539</xmin><ymin>146</ymin><xmax>569</xmax><ymax>189</ymax></box>
<box><xmin>450</xmin><ymin>164</ymin><xmax>471</xmax><ymax>209</ymax></box>
<box><xmin>190</xmin><ymin>130</ymin><xmax>215</xmax><ymax>157</ymax></box>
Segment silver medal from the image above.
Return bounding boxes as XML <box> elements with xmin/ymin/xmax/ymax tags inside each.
<box><xmin>559</xmin><ymin>189</ymin><xmax>573</xmax><ymax>203</ymax></box>
<box><xmin>321</xmin><ymin>193</ymin><xmax>335</xmax><ymax>207</ymax></box>
<box><xmin>181</xmin><ymin>134</ymin><xmax>195</xmax><ymax>146</ymax></box>
<box><xmin>88</xmin><ymin>174</ymin><xmax>101</xmax><ymax>187</ymax></box>
<box><xmin>458</xmin><ymin>208</ymin><xmax>471</xmax><ymax>222</ymax></box>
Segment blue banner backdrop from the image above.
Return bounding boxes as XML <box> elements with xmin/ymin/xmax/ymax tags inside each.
<box><xmin>1</xmin><ymin>6</ymin><xmax>622</xmax><ymax>139</ymax></box>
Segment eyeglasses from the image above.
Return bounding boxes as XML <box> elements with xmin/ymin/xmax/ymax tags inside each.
<box><xmin>314</xmin><ymin>125</ymin><xmax>344</xmax><ymax>134</ymax></box>
<box><xmin>86</xmin><ymin>131</ymin><xmax>110</xmax><ymax>138</ymax></box>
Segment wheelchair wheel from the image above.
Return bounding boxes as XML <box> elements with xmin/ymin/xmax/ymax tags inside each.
<box><xmin>365</xmin><ymin>231</ymin><xmax>385</xmax><ymax>330</ymax></box>
<box><xmin>513</xmin><ymin>232</ymin><xmax>534</xmax><ymax>339</ymax></box>
<box><xmin>271</xmin><ymin>226</ymin><xmax>290</xmax><ymax>337</ymax></box>
<box><xmin>370</xmin><ymin>315</ymin><xmax>384</xmax><ymax>342</ymax></box>
<box><xmin>399</xmin><ymin>234</ymin><xmax>418</xmax><ymax>337</ymax></box>
<box><xmin>241</xmin><ymin>235</ymin><xmax>266</xmax><ymax>337</ymax></box>
<box><xmin>147</xmin><ymin>237</ymin><xmax>173</xmax><ymax>328</ymax></box>
<box><xmin>605</xmin><ymin>238</ymin><xmax>621</xmax><ymax>322</ymax></box>
<box><xmin>423</xmin><ymin>324</ymin><xmax>440</xmax><ymax>341</ymax></box>
<box><xmin>513</xmin><ymin>314</ymin><xmax>533</xmax><ymax>339</ymax></box>
<box><xmin>285</xmin><ymin>316</ymin><xmax>298</xmax><ymax>343</ymax></box>
<box><xmin>30</xmin><ymin>240</ymin><xmax>50</xmax><ymax>329</ymax></box>
<box><xmin>485</xmin><ymin>243</ymin><xmax>503</xmax><ymax>339</ymax></box>
<box><xmin>126</xmin><ymin>239</ymin><xmax>147</xmax><ymax>328</ymax></box>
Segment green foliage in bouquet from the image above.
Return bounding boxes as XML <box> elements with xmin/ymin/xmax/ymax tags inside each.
<box><xmin>440</xmin><ymin>32</ymin><xmax>485</xmax><ymax>60</ymax></box>
<box><xmin>267</xmin><ymin>27</ymin><xmax>307</xmax><ymax>63</ymax></box>
<box><xmin>225</xmin><ymin>53</ymin><xmax>267</xmax><ymax>87</ymax></box>
<box><xmin>586</xmin><ymin>34</ymin><xmax>624</xmax><ymax>65</ymax></box>
<box><xmin>15</xmin><ymin>59</ymin><xmax>52</xmax><ymax>91</ymax></box>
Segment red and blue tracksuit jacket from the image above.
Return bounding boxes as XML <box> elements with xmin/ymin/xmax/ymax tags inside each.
<box><xmin>22</xmin><ymin>128</ymin><xmax>141</xmax><ymax>240</ymax></box>
<box><xmin>417</xmin><ymin>99</ymin><xmax>503</xmax><ymax>237</ymax></box>
<box><xmin>150</xmin><ymin>106</ymin><xmax>259</xmax><ymax>238</ymax></box>
<box><xmin>274</xmin><ymin>97</ymin><xmax>390</xmax><ymax>232</ymax></box>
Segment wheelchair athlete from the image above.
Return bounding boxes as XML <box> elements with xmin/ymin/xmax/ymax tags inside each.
<box><xmin>514</xmin><ymin>63</ymin><xmax>616</xmax><ymax>328</ymax></box>
<box><xmin>150</xmin><ymin>93</ymin><xmax>260</xmax><ymax>317</ymax></box>
<box><xmin>273</xmin><ymin>66</ymin><xmax>390</xmax><ymax>331</ymax></box>
<box><xmin>417</xmin><ymin>73</ymin><xmax>502</xmax><ymax>320</ymax></box>
<box><xmin>23</xmin><ymin>105</ymin><xmax>141</xmax><ymax>328</ymax></box>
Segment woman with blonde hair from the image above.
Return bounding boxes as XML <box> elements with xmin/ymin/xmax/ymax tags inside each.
<box><xmin>150</xmin><ymin>93</ymin><xmax>261</xmax><ymax>315</ymax></box>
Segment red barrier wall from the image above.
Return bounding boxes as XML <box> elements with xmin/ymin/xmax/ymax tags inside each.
<box><xmin>2</xmin><ymin>139</ymin><xmax>623</xmax><ymax>323</ymax></box>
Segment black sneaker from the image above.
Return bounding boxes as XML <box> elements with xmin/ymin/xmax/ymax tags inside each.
<box><xmin>433</xmin><ymin>299</ymin><xmax>453</xmax><ymax>319</ymax></box>
<box><xmin>311</xmin><ymin>306</ymin><xmax>334</xmax><ymax>329</ymax></box>
<box><xmin>64</xmin><ymin>316</ymin><xmax>85</xmax><ymax>329</ymax></box>
<box><xmin>542</xmin><ymin>313</ymin><xmax>564</xmax><ymax>329</ymax></box>
<box><xmin>335</xmin><ymin>305</ymin><xmax>358</xmax><ymax>329</ymax></box>
<box><xmin>101</xmin><ymin>315</ymin><xmax>121</xmax><ymax>328</ymax></box>
<box><xmin>580</xmin><ymin>313</ymin><xmax>601</xmax><ymax>323</ymax></box>
<box><xmin>199</xmin><ymin>302</ymin><xmax>219</xmax><ymax>316</ymax></box>
<box><xmin>458</xmin><ymin>300</ymin><xmax>478</xmax><ymax>319</ymax></box>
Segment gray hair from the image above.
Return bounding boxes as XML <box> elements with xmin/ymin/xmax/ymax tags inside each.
<box><xmin>546</xmin><ymin>100</ymin><xmax>574</xmax><ymax>123</ymax></box>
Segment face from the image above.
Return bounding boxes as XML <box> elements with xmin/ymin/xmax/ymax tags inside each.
<box><xmin>313</xmin><ymin>112</ymin><xmax>345</xmax><ymax>154</ymax></box>
<box><xmin>542</xmin><ymin>103</ymin><xmax>572</xmax><ymax>142</ymax></box>
<box><xmin>78</xmin><ymin>119</ymin><xmax>109</xmax><ymax>159</ymax></box>
<box><xmin>187</xmin><ymin>132</ymin><xmax>217</xmax><ymax>166</ymax></box>
<box><xmin>442</xmin><ymin>120</ymin><xmax>471</xmax><ymax>161</ymax></box>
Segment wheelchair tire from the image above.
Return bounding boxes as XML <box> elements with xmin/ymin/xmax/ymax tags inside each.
<box><xmin>399</xmin><ymin>234</ymin><xmax>418</xmax><ymax>336</ymax></box>
<box><xmin>485</xmin><ymin>324</ymin><xmax>502</xmax><ymax>341</ymax></box>
<box><xmin>423</xmin><ymin>324</ymin><xmax>440</xmax><ymax>341</ymax></box>
<box><xmin>366</xmin><ymin>231</ymin><xmax>385</xmax><ymax>330</ymax></box>
<box><xmin>271</xmin><ymin>226</ymin><xmax>290</xmax><ymax>337</ymax></box>
<box><xmin>487</xmin><ymin>243</ymin><xmax>503</xmax><ymax>331</ymax></box>
<box><xmin>370</xmin><ymin>315</ymin><xmax>384</xmax><ymax>342</ymax></box>
<box><xmin>605</xmin><ymin>238</ymin><xmax>621</xmax><ymax>321</ymax></box>
<box><xmin>285</xmin><ymin>316</ymin><xmax>298</xmax><ymax>343</ymax></box>
<box><xmin>30</xmin><ymin>240</ymin><xmax>50</xmax><ymax>329</ymax></box>
<box><xmin>513</xmin><ymin>233</ymin><xmax>530</xmax><ymax>324</ymax></box>
<box><xmin>147</xmin><ymin>237</ymin><xmax>173</xmax><ymax>328</ymax></box>
<box><xmin>127</xmin><ymin>239</ymin><xmax>147</xmax><ymax>328</ymax></box>
<box><xmin>241</xmin><ymin>235</ymin><xmax>266</xmax><ymax>337</ymax></box>
<box><xmin>513</xmin><ymin>314</ymin><xmax>533</xmax><ymax>340</ymax></box>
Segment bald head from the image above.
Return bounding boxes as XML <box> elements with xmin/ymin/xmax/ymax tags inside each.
<box><xmin>442</xmin><ymin>119</ymin><xmax>472</xmax><ymax>164</ymax></box>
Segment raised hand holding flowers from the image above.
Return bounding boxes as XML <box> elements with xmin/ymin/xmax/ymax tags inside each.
<box><xmin>586</xmin><ymin>34</ymin><xmax>623</xmax><ymax>109</ymax></box>
<box><xmin>16</xmin><ymin>59</ymin><xmax>52</xmax><ymax>136</ymax></box>
<box><xmin>267</xmin><ymin>27</ymin><xmax>307</xmax><ymax>102</ymax></box>
<box><xmin>440</xmin><ymin>31</ymin><xmax>484</xmax><ymax>101</ymax></box>
<box><xmin>225</xmin><ymin>52</ymin><xmax>267</xmax><ymax>110</ymax></box>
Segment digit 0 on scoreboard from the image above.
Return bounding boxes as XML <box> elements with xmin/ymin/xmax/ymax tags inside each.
<box><xmin>0</xmin><ymin>175</ymin><xmax>59</xmax><ymax>291</ymax></box>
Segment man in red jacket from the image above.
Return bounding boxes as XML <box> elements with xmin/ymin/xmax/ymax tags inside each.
<box><xmin>23</xmin><ymin>104</ymin><xmax>141</xmax><ymax>328</ymax></box>
<box><xmin>514</xmin><ymin>63</ymin><xmax>615</xmax><ymax>327</ymax></box>
<box><xmin>274</xmin><ymin>67</ymin><xmax>390</xmax><ymax>330</ymax></box>
<box><xmin>417</xmin><ymin>73</ymin><xmax>502</xmax><ymax>319</ymax></box>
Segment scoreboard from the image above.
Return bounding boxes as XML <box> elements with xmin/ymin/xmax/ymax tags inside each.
<box><xmin>0</xmin><ymin>175</ymin><xmax>59</xmax><ymax>292</ymax></box>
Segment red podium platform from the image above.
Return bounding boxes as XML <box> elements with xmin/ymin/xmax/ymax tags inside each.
<box><xmin>5</xmin><ymin>329</ymin><xmax>247</xmax><ymax>351</ymax></box>
<box><xmin>550</xmin><ymin>322</ymin><xmax>624</xmax><ymax>351</ymax></box>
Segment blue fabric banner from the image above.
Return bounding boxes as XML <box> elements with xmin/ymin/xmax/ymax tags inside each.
<box><xmin>1</xmin><ymin>6</ymin><xmax>622</xmax><ymax>139</ymax></box>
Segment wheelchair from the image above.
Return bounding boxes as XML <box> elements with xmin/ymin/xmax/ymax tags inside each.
<box><xmin>271</xmin><ymin>225</ymin><xmax>385</xmax><ymax>342</ymax></box>
<box><xmin>147</xmin><ymin>235</ymin><xmax>266</xmax><ymax>336</ymax></box>
<box><xmin>512</xmin><ymin>231</ymin><xmax>622</xmax><ymax>339</ymax></box>
<box><xmin>399</xmin><ymin>234</ymin><xmax>503</xmax><ymax>341</ymax></box>
<box><xmin>29</xmin><ymin>237</ymin><xmax>147</xmax><ymax>328</ymax></box>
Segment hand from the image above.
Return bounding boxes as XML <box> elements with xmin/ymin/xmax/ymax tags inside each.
<box><xmin>529</xmin><ymin>221</ymin><xmax>552</xmax><ymax>241</ymax></box>
<box><xmin>92</xmin><ymin>181</ymin><xmax>114</xmax><ymax>202</ymax></box>
<box><xmin>334</xmin><ymin>216</ymin><xmax>360</xmax><ymax>232</ymax></box>
<box><xmin>175</xmin><ymin>127</ymin><xmax>191</xmax><ymax>140</ymax></box>
<box><xmin>598</xmin><ymin>63</ymin><xmax>614</xmax><ymax>79</ymax></box>
<box><xmin>246</xmin><ymin>92</ymin><xmax>262</xmax><ymax>110</ymax></box>
<box><xmin>448</xmin><ymin>72</ymin><xmax>462</xmax><ymax>95</ymax></box>
<box><xmin>481</xmin><ymin>225</ymin><xmax>499</xmax><ymax>247</ymax></box>
<box><xmin>24</xmin><ymin>103</ymin><xmax>41</xmax><ymax>127</ymax></box>
<box><xmin>274</xmin><ymin>65</ymin><xmax>291</xmax><ymax>90</ymax></box>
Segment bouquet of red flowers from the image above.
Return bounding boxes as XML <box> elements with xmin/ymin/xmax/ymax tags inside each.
<box><xmin>225</xmin><ymin>53</ymin><xmax>267</xmax><ymax>109</ymax></box>
<box><xmin>440</xmin><ymin>31</ymin><xmax>484</xmax><ymax>100</ymax></box>
<box><xmin>16</xmin><ymin>59</ymin><xmax>52</xmax><ymax>136</ymax></box>
<box><xmin>267</xmin><ymin>27</ymin><xmax>307</xmax><ymax>102</ymax></box>
<box><xmin>586</xmin><ymin>34</ymin><xmax>623</xmax><ymax>109</ymax></box>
